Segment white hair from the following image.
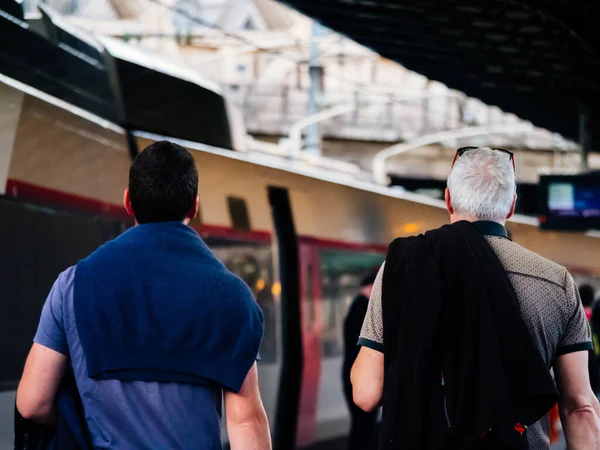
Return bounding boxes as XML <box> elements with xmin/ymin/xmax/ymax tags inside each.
<box><xmin>447</xmin><ymin>147</ymin><xmax>516</xmax><ymax>222</ymax></box>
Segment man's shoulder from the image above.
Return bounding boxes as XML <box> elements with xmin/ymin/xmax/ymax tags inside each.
<box><xmin>485</xmin><ymin>236</ymin><xmax>568</xmax><ymax>288</ymax></box>
<box><xmin>60</xmin><ymin>265</ymin><xmax>77</xmax><ymax>290</ymax></box>
<box><xmin>50</xmin><ymin>266</ymin><xmax>77</xmax><ymax>302</ymax></box>
<box><xmin>59</xmin><ymin>265</ymin><xmax>77</xmax><ymax>285</ymax></box>
<box><xmin>51</xmin><ymin>266</ymin><xmax>77</xmax><ymax>312</ymax></box>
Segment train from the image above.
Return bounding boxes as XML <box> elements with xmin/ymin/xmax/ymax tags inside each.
<box><xmin>1</xmin><ymin>4</ymin><xmax>599</xmax><ymax>449</ymax></box>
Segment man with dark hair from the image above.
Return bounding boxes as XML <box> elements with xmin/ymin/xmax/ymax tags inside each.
<box><xmin>16</xmin><ymin>141</ymin><xmax>271</xmax><ymax>449</ymax></box>
<box><xmin>342</xmin><ymin>267</ymin><xmax>380</xmax><ymax>450</ymax></box>
<box><xmin>127</xmin><ymin>140</ymin><xmax>200</xmax><ymax>224</ymax></box>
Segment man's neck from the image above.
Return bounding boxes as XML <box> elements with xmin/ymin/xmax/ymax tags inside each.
<box><xmin>450</xmin><ymin>215</ymin><xmax>505</xmax><ymax>226</ymax></box>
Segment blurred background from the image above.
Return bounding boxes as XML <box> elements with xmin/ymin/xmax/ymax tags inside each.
<box><xmin>17</xmin><ymin>0</ymin><xmax>599</xmax><ymax>185</ymax></box>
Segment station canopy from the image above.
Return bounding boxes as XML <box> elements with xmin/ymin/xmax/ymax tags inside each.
<box><xmin>280</xmin><ymin>0</ymin><xmax>600</xmax><ymax>152</ymax></box>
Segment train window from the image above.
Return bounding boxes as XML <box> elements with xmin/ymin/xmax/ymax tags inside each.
<box><xmin>318</xmin><ymin>249</ymin><xmax>385</xmax><ymax>358</ymax></box>
<box><xmin>227</xmin><ymin>197</ymin><xmax>251</xmax><ymax>231</ymax></box>
<box><xmin>204</xmin><ymin>238</ymin><xmax>277</xmax><ymax>363</ymax></box>
<box><xmin>0</xmin><ymin>199</ymin><xmax>124</xmax><ymax>389</ymax></box>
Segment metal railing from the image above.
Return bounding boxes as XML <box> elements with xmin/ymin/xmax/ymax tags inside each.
<box><xmin>226</xmin><ymin>84</ymin><xmax>468</xmax><ymax>142</ymax></box>
<box><xmin>225</xmin><ymin>84</ymin><xmax>562</xmax><ymax>153</ymax></box>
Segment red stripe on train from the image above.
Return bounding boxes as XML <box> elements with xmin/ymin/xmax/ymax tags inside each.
<box><xmin>4</xmin><ymin>179</ymin><xmax>391</xmax><ymax>253</ymax></box>
<box><xmin>4</xmin><ymin>179</ymin><xmax>270</xmax><ymax>241</ymax></box>
<box><xmin>300</xmin><ymin>236</ymin><xmax>387</xmax><ymax>253</ymax></box>
<box><xmin>6</xmin><ymin>179</ymin><xmax>130</xmax><ymax>220</ymax></box>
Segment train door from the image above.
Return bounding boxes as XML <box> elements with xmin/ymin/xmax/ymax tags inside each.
<box><xmin>314</xmin><ymin>245</ymin><xmax>386</xmax><ymax>443</ymax></box>
<box><xmin>296</xmin><ymin>242</ymin><xmax>323</xmax><ymax>448</ymax></box>
<box><xmin>201</xmin><ymin>233</ymin><xmax>281</xmax><ymax>435</ymax></box>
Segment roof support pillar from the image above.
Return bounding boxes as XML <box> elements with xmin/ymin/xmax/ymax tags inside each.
<box><xmin>304</xmin><ymin>21</ymin><xmax>328</xmax><ymax>156</ymax></box>
<box><xmin>579</xmin><ymin>106</ymin><xmax>590</xmax><ymax>172</ymax></box>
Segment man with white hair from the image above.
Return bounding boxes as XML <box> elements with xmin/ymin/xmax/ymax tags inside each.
<box><xmin>351</xmin><ymin>147</ymin><xmax>600</xmax><ymax>450</ymax></box>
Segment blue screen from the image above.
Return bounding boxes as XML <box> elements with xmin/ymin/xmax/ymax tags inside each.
<box><xmin>548</xmin><ymin>183</ymin><xmax>600</xmax><ymax>218</ymax></box>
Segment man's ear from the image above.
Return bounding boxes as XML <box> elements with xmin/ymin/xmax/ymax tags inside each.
<box><xmin>506</xmin><ymin>194</ymin><xmax>517</xmax><ymax>220</ymax></box>
<box><xmin>445</xmin><ymin>187</ymin><xmax>454</xmax><ymax>215</ymax></box>
<box><xmin>123</xmin><ymin>189</ymin><xmax>135</xmax><ymax>218</ymax></box>
<box><xmin>187</xmin><ymin>196</ymin><xmax>199</xmax><ymax>221</ymax></box>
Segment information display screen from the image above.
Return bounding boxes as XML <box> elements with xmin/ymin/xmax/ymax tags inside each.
<box><xmin>548</xmin><ymin>183</ymin><xmax>600</xmax><ymax>218</ymax></box>
<box><xmin>539</xmin><ymin>175</ymin><xmax>600</xmax><ymax>230</ymax></box>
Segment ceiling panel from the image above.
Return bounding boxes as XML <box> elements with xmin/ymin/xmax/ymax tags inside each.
<box><xmin>282</xmin><ymin>0</ymin><xmax>600</xmax><ymax>152</ymax></box>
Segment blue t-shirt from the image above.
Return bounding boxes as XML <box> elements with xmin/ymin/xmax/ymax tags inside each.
<box><xmin>34</xmin><ymin>267</ymin><xmax>223</xmax><ymax>450</ymax></box>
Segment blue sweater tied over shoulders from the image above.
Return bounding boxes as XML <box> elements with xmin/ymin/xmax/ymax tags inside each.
<box><xmin>73</xmin><ymin>222</ymin><xmax>264</xmax><ymax>393</ymax></box>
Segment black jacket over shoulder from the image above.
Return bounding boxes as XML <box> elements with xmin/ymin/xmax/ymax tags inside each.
<box><xmin>380</xmin><ymin>221</ymin><xmax>558</xmax><ymax>450</ymax></box>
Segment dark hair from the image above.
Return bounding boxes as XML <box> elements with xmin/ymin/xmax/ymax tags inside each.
<box><xmin>128</xmin><ymin>141</ymin><xmax>198</xmax><ymax>224</ymax></box>
<box><xmin>360</xmin><ymin>265</ymin><xmax>380</xmax><ymax>287</ymax></box>
<box><xmin>580</xmin><ymin>285</ymin><xmax>595</xmax><ymax>308</ymax></box>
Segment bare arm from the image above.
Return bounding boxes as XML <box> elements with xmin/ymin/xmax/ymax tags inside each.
<box><xmin>225</xmin><ymin>363</ymin><xmax>271</xmax><ymax>450</ymax></box>
<box><xmin>351</xmin><ymin>346</ymin><xmax>384</xmax><ymax>412</ymax></box>
<box><xmin>16</xmin><ymin>343</ymin><xmax>68</xmax><ymax>426</ymax></box>
<box><xmin>555</xmin><ymin>351</ymin><xmax>600</xmax><ymax>450</ymax></box>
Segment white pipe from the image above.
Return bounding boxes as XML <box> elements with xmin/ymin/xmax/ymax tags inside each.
<box><xmin>288</xmin><ymin>103</ymin><xmax>356</xmax><ymax>155</ymax></box>
<box><xmin>288</xmin><ymin>92</ymin><xmax>462</xmax><ymax>155</ymax></box>
<box><xmin>372</xmin><ymin>123</ymin><xmax>535</xmax><ymax>184</ymax></box>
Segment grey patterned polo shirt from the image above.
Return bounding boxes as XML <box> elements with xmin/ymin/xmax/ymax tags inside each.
<box><xmin>359</xmin><ymin>221</ymin><xmax>593</xmax><ymax>450</ymax></box>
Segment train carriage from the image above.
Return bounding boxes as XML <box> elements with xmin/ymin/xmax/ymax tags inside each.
<box><xmin>1</xmin><ymin>76</ymin><xmax>599</xmax><ymax>448</ymax></box>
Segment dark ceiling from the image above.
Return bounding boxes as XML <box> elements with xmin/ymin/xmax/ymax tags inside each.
<box><xmin>281</xmin><ymin>0</ymin><xmax>600</xmax><ymax>152</ymax></box>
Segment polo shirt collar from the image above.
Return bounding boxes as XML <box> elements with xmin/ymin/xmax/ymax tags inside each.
<box><xmin>473</xmin><ymin>220</ymin><xmax>510</xmax><ymax>239</ymax></box>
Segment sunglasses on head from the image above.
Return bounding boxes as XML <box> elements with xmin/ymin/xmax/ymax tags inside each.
<box><xmin>451</xmin><ymin>146</ymin><xmax>516</xmax><ymax>171</ymax></box>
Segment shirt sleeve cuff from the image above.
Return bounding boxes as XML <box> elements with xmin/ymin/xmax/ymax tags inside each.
<box><xmin>33</xmin><ymin>336</ymin><xmax>68</xmax><ymax>356</ymax></box>
<box><xmin>357</xmin><ymin>337</ymin><xmax>384</xmax><ymax>353</ymax></box>
<box><xmin>557</xmin><ymin>342</ymin><xmax>594</xmax><ymax>356</ymax></box>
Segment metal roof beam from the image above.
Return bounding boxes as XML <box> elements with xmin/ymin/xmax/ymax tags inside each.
<box><xmin>372</xmin><ymin>123</ymin><xmax>535</xmax><ymax>184</ymax></box>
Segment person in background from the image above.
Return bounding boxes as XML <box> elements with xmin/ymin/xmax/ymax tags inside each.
<box><xmin>580</xmin><ymin>285</ymin><xmax>595</xmax><ymax>321</ymax></box>
<box><xmin>352</xmin><ymin>147</ymin><xmax>600</xmax><ymax>450</ymax></box>
<box><xmin>342</xmin><ymin>267</ymin><xmax>380</xmax><ymax>450</ymax></box>
<box><xmin>16</xmin><ymin>141</ymin><xmax>270</xmax><ymax>450</ymax></box>
<box><xmin>580</xmin><ymin>284</ymin><xmax>600</xmax><ymax>395</ymax></box>
<box><xmin>592</xmin><ymin>291</ymin><xmax>600</xmax><ymax>338</ymax></box>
